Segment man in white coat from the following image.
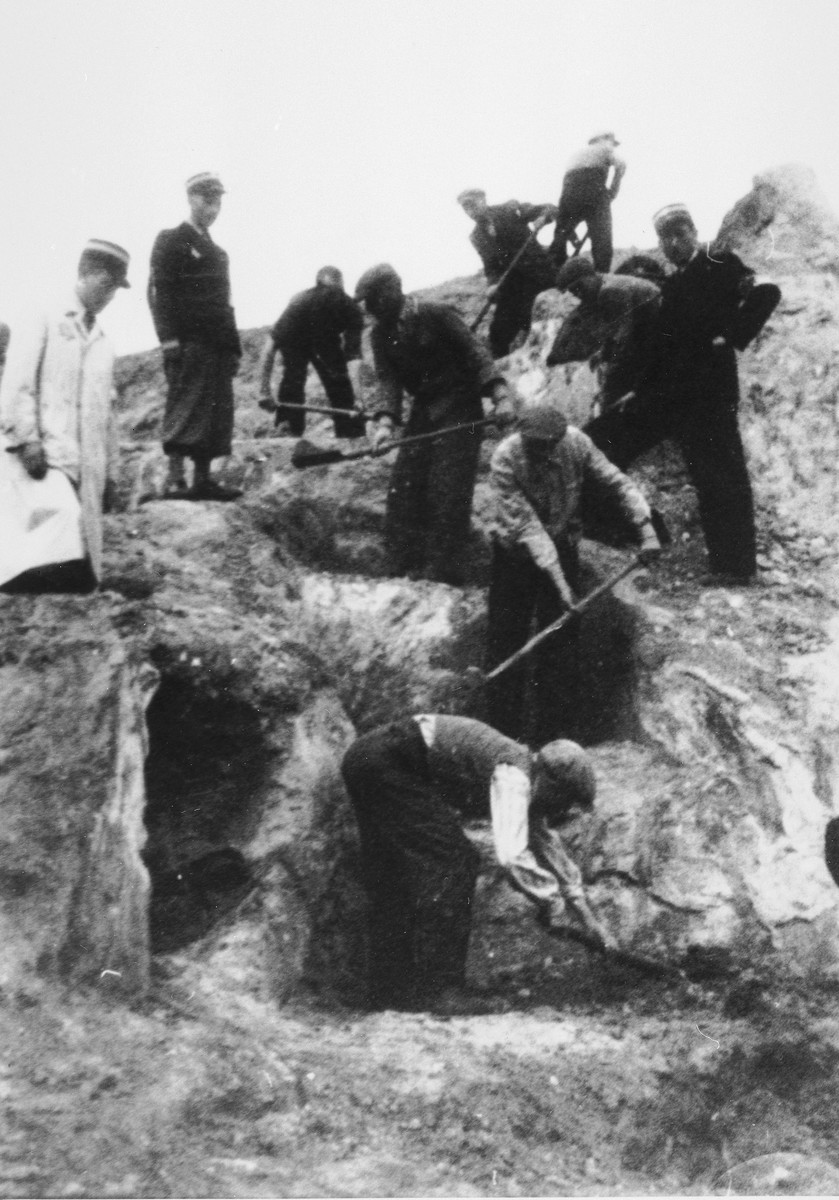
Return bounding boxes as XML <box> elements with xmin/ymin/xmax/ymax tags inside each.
<box><xmin>0</xmin><ymin>239</ymin><xmax>130</xmax><ymax>593</ymax></box>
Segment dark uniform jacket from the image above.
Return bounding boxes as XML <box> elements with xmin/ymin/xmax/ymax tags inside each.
<box><xmin>654</xmin><ymin>245</ymin><xmax>779</xmax><ymax>411</ymax></box>
<box><xmin>148</xmin><ymin>222</ymin><xmax>240</xmax><ymax>354</ymax></box>
<box><xmin>470</xmin><ymin>201</ymin><xmax>554</xmax><ymax>285</ymax></box>
<box><xmin>271</xmin><ymin>285</ymin><xmax>363</xmax><ymax>360</ymax></box>
<box><xmin>371</xmin><ymin>299</ymin><xmax>502</xmax><ymax>426</ymax></box>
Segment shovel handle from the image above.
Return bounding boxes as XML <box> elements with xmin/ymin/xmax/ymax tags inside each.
<box><xmin>292</xmin><ymin>416</ymin><xmax>500</xmax><ymax>469</ymax></box>
<box><xmin>485</xmin><ymin>556</ymin><xmax>641</xmax><ymax>680</ymax></box>
<box><xmin>470</xmin><ymin>228</ymin><xmax>541</xmax><ymax>332</ymax></box>
<box><xmin>547</xmin><ymin>924</ymin><xmax>681</xmax><ymax>979</ymax></box>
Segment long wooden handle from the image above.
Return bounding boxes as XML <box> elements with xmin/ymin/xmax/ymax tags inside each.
<box><xmin>469</xmin><ymin>229</ymin><xmax>540</xmax><ymax>332</ymax></box>
<box><xmin>547</xmin><ymin>923</ymin><xmax>681</xmax><ymax>979</ymax></box>
<box><xmin>485</xmin><ymin>556</ymin><xmax>641</xmax><ymax>680</ymax></box>
<box><xmin>292</xmin><ymin>416</ymin><xmax>499</xmax><ymax>469</ymax></box>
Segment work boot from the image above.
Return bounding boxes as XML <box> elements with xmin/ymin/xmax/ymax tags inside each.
<box><xmin>189</xmin><ymin>479</ymin><xmax>243</xmax><ymax>502</ymax></box>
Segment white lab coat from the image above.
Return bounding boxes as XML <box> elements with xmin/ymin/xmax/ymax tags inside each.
<box><xmin>0</xmin><ymin>293</ymin><xmax>118</xmax><ymax>584</ymax></box>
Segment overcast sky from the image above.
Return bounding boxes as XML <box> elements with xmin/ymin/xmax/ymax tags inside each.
<box><xmin>0</xmin><ymin>0</ymin><xmax>835</xmax><ymax>353</ymax></box>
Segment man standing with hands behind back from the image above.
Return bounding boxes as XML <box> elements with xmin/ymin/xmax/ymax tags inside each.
<box><xmin>148</xmin><ymin>172</ymin><xmax>242</xmax><ymax>501</ymax></box>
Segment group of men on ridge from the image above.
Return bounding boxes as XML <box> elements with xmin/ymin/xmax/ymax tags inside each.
<box><xmin>0</xmin><ymin>134</ymin><xmax>781</xmax><ymax>1015</ymax></box>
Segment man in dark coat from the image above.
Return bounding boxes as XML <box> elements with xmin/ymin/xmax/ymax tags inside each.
<box><xmin>342</xmin><ymin>714</ymin><xmax>613</xmax><ymax>1012</ymax></box>
<box><xmin>584</xmin><ymin>203</ymin><xmax>780</xmax><ymax>584</ymax></box>
<box><xmin>148</xmin><ymin>171</ymin><xmax>242</xmax><ymax>501</ymax></box>
<box><xmin>550</xmin><ymin>132</ymin><xmax>626</xmax><ymax>273</ymax></box>
<box><xmin>258</xmin><ymin>266</ymin><xmax>366</xmax><ymax>439</ymax></box>
<box><xmin>355</xmin><ymin>263</ymin><xmax>515</xmax><ymax>585</ymax></box>
<box><xmin>458</xmin><ymin>189</ymin><xmax>556</xmax><ymax>358</ymax></box>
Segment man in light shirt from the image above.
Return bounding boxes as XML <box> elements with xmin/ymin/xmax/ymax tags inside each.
<box><xmin>550</xmin><ymin>131</ymin><xmax>626</xmax><ymax>273</ymax></box>
<box><xmin>341</xmin><ymin>714</ymin><xmax>612</xmax><ymax>1013</ymax></box>
<box><xmin>487</xmin><ymin>404</ymin><xmax>660</xmax><ymax>744</ymax></box>
<box><xmin>0</xmin><ymin>239</ymin><xmax>130</xmax><ymax>593</ymax></box>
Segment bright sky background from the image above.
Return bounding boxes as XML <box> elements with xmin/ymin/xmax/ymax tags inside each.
<box><xmin>0</xmin><ymin>0</ymin><xmax>836</xmax><ymax>354</ymax></box>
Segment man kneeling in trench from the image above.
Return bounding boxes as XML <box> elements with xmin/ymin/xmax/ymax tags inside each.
<box><xmin>341</xmin><ymin>714</ymin><xmax>615</xmax><ymax>1014</ymax></box>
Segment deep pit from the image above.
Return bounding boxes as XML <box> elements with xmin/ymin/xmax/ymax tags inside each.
<box><xmin>142</xmin><ymin>675</ymin><xmax>268</xmax><ymax>952</ymax></box>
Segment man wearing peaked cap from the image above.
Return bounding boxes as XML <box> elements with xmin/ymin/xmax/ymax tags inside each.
<box><xmin>342</xmin><ymin>712</ymin><xmax>613</xmax><ymax>1013</ymax></box>
<box><xmin>185</xmin><ymin>171</ymin><xmax>226</xmax><ymax>195</ymax></box>
<box><xmin>148</xmin><ymin>172</ymin><xmax>242</xmax><ymax>501</ymax></box>
<box><xmin>0</xmin><ymin>238</ymin><xmax>131</xmax><ymax>592</ymax></box>
<box><xmin>550</xmin><ymin>131</ymin><xmax>626</xmax><ymax>273</ymax></box>
<box><xmin>585</xmin><ymin>201</ymin><xmax>781</xmax><ymax>585</ymax></box>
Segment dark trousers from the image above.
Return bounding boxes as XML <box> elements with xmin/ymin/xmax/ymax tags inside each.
<box><xmin>385</xmin><ymin>418</ymin><xmax>482</xmax><ymax>585</ymax></box>
<box><xmin>341</xmin><ymin>720</ymin><xmax>481</xmax><ymax>1010</ymax></box>
<box><xmin>162</xmin><ymin>342</ymin><xmax>234</xmax><ymax>460</ymax></box>
<box><xmin>1</xmin><ymin>557</ymin><xmax>96</xmax><ymax>595</ymax></box>
<box><xmin>585</xmin><ymin>385</ymin><xmax>757</xmax><ymax>577</ymax></box>
<box><xmin>490</xmin><ymin>269</ymin><xmax>551</xmax><ymax>359</ymax></box>
<box><xmin>550</xmin><ymin>169</ymin><xmax>613</xmax><ymax>273</ymax></box>
<box><xmin>275</xmin><ymin>346</ymin><xmax>363</xmax><ymax>438</ymax></box>
<box><xmin>486</xmin><ymin>540</ymin><xmax>582</xmax><ymax>745</ymax></box>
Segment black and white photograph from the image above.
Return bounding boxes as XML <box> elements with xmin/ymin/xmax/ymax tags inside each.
<box><xmin>1</xmin><ymin>1</ymin><xmax>839</xmax><ymax>1196</ymax></box>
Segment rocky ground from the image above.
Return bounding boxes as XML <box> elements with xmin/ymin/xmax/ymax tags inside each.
<box><xmin>2</xmin><ymin>165</ymin><xmax>839</xmax><ymax>1197</ymax></box>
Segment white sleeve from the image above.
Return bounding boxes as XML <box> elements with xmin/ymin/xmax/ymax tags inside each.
<box><xmin>490</xmin><ymin>763</ymin><xmax>560</xmax><ymax>904</ymax></box>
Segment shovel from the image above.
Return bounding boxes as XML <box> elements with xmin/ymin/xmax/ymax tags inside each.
<box><xmin>258</xmin><ymin>399</ymin><xmax>370</xmax><ymax>421</ymax></box>
<box><xmin>547</xmin><ymin>923</ymin><xmax>683</xmax><ymax>980</ymax></box>
<box><xmin>485</xmin><ymin>555</ymin><xmax>643</xmax><ymax>680</ymax></box>
<box><xmin>470</xmin><ymin>222</ymin><xmax>589</xmax><ymax>334</ymax></box>
<box><xmin>292</xmin><ymin>416</ymin><xmax>500</xmax><ymax>469</ymax></box>
<box><xmin>470</xmin><ymin>230</ymin><xmax>542</xmax><ymax>332</ymax></box>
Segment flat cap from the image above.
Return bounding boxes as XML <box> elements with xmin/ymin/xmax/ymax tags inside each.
<box><xmin>518</xmin><ymin>404</ymin><xmax>569</xmax><ymax>441</ymax></box>
<box><xmin>186</xmin><ymin>171</ymin><xmax>225</xmax><ymax>195</ymax></box>
<box><xmin>316</xmin><ymin>265</ymin><xmax>344</xmax><ymax>287</ymax></box>
<box><xmin>588</xmin><ymin>130</ymin><xmax>619</xmax><ymax>145</ymax></box>
<box><xmin>538</xmin><ymin>740</ymin><xmax>596</xmax><ymax>809</ymax></box>
<box><xmin>82</xmin><ymin>238</ymin><xmax>131</xmax><ymax>287</ymax></box>
<box><xmin>556</xmin><ymin>257</ymin><xmax>597</xmax><ymax>291</ymax></box>
<box><xmin>457</xmin><ymin>188</ymin><xmax>486</xmax><ymax>206</ymax></box>
<box><xmin>653</xmin><ymin>203</ymin><xmax>695</xmax><ymax>233</ymax></box>
<box><xmin>355</xmin><ymin>263</ymin><xmax>402</xmax><ymax>303</ymax></box>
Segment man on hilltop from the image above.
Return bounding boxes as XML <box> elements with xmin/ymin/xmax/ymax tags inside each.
<box><xmin>458</xmin><ymin>188</ymin><xmax>556</xmax><ymax>358</ymax></box>
<box><xmin>550</xmin><ymin>132</ymin><xmax>626</xmax><ymax>273</ymax></box>
<box><xmin>148</xmin><ymin>172</ymin><xmax>242</xmax><ymax>501</ymax></box>
<box><xmin>585</xmin><ymin>203</ymin><xmax>780</xmax><ymax>585</ymax></box>
<box><xmin>258</xmin><ymin>266</ymin><xmax>366</xmax><ymax>439</ymax></box>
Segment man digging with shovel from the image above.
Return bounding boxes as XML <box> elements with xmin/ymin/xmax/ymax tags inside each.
<box><xmin>486</xmin><ymin>404</ymin><xmax>662</xmax><ymax>744</ymax></box>
<box><xmin>342</xmin><ymin>717</ymin><xmax>615</xmax><ymax>1014</ymax></box>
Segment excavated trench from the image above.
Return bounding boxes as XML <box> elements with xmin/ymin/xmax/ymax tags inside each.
<box><xmin>139</xmin><ymin>554</ymin><xmax>647</xmax><ymax>963</ymax></box>
<box><xmin>142</xmin><ymin>675</ymin><xmax>268</xmax><ymax>952</ymax></box>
